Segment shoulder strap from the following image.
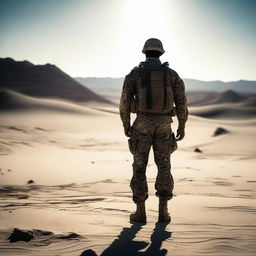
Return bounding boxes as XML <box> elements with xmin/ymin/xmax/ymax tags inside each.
<box><xmin>138</xmin><ymin>61</ymin><xmax>145</xmax><ymax>67</ymax></box>
<box><xmin>131</xmin><ymin>65</ymin><xmax>138</xmax><ymax>72</ymax></box>
<box><xmin>162</xmin><ymin>64</ymin><xmax>168</xmax><ymax>110</ymax></box>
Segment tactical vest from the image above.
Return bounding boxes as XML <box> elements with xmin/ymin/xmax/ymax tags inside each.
<box><xmin>137</xmin><ymin>62</ymin><xmax>173</xmax><ymax>114</ymax></box>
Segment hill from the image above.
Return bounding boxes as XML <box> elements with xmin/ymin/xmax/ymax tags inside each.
<box><xmin>186</xmin><ymin>90</ymin><xmax>256</xmax><ymax>106</ymax></box>
<box><xmin>188</xmin><ymin>103</ymin><xmax>256</xmax><ymax>119</ymax></box>
<box><xmin>0</xmin><ymin>58</ymin><xmax>112</xmax><ymax>105</ymax></box>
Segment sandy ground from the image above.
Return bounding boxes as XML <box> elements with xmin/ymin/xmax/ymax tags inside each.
<box><xmin>0</xmin><ymin>96</ymin><xmax>255</xmax><ymax>256</ymax></box>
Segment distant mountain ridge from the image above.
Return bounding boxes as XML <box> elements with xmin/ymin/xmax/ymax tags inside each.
<box><xmin>76</xmin><ymin>77</ymin><xmax>124</xmax><ymax>97</ymax></box>
<box><xmin>0</xmin><ymin>58</ymin><xmax>112</xmax><ymax>104</ymax></box>
<box><xmin>184</xmin><ymin>78</ymin><xmax>256</xmax><ymax>93</ymax></box>
<box><xmin>1</xmin><ymin>57</ymin><xmax>255</xmax><ymax>108</ymax></box>
<box><xmin>76</xmin><ymin>77</ymin><xmax>256</xmax><ymax>97</ymax></box>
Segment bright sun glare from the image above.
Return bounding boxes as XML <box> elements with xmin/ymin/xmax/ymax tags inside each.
<box><xmin>110</xmin><ymin>0</ymin><xmax>185</xmax><ymax>76</ymax></box>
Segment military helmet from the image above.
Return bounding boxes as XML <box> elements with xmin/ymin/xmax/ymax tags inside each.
<box><xmin>142</xmin><ymin>38</ymin><xmax>165</xmax><ymax>55</ymax></box>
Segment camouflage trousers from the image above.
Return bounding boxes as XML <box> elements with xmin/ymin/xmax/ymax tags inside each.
<box><xmin>128</xmin><ymin>113</ymin><xmax>177</xmax><ymax>203</ymax></box>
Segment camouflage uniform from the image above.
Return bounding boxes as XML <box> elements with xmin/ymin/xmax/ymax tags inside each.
<box><xmin>120</xmin><ymin>57</ymin><xmax>188</xmax><ymax>203</ymax></box>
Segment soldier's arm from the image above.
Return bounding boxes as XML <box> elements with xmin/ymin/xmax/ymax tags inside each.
<box><xmin>172</xmin><ymin>72</ymin><xmax>188</xmax><ymax>129</ymax></box>
<box><xmin>119</xmin><ymin>71</ymin><xmax>136</xmax><ymax>134</ymax></box>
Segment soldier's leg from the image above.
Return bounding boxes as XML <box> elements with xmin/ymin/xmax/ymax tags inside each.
<box><xmin>153</xmin><ymin>125</ymin><xmax>174</xmax><ymax>200</ymax></box>
<box><xmin>130</xmin><ymin>129</ymin><xmax>152</xmax><ymax>204</ymax></box>
<box><xmin>153</xmin><ymin>123</ymin><xmax>174</xmax><ymax>222</ymax></box>
<box><xmin>129</xmin><ymin>117</ymin><xmax>153</xmax><ymax>223</ymax></box>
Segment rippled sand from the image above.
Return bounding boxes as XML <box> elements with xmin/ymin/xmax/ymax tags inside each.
<box><xmin>0</xmin><ymin>102</ymin><xmax>255</xmax><ymax>256</ymax></box>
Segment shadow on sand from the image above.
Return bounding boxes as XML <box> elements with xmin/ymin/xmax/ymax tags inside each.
<box><xmin>80</xmin><ymin>222</ymin><xmax>172</xmax><ymax>256</ymax></box>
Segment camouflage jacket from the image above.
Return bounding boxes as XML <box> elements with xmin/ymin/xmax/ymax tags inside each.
<box><xmin>119</xmin><ymin>57</ymin><xmax>188</xmax><ymax>128</ymax></box>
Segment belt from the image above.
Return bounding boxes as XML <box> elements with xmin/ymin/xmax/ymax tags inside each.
<box><xmin>137</xmin><ymin>111</ymin><xmax>171</xmax><ymax>117</ymax></box>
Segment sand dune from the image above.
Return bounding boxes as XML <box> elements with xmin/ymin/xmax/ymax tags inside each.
<box><xmin>0</xmin><ymin>90</ymin><xmax>111</xmax><ymax>115</ymax></box>
<box><xmin>239</xmin><ymin>96</ymin><xmax>256</xmax><ymax>107</ymax></box>
<box><xmin>188</xmin><ymin>103</ymin><xmax>256</xmax><ymax>119</ymax></box>
<box><xmin>0</xmin><ymin>94</ymin><xmax>255</xmax><ymax>255</ymax></box>
<box><xmin>187</xmin><ymin>90</ymin><xmax>256</xmax><ymax>106</ymax></box>
<box><xmin>2</xmin><ymin>89</ymin><xmax>255</xmax><ymax>121</ymax></box>
<box><xmin>188</xmin><ymin>90</ymin><xmax>256</xmax><ymax>119</ymax></box>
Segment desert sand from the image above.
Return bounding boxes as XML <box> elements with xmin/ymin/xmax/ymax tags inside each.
<box><xmin>0</xmin><ymin>91</ymin><xmax>255</xmax><ymax>256</ymax></box>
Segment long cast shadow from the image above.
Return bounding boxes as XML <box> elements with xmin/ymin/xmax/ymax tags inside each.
<box><xmin>143</xmin><ymin>222</ymin><xmax>171</xmax><ymax>256</ymax></box>
<box><xmin>80</xmin><ymin>222</ymin><xmax>172</xmax><ymax>256</ymax></box>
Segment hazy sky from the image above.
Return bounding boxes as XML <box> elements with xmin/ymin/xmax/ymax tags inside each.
<box><xmin>0</xmin><ymin>0</ymin><xmax>255</xmax><ymax>81</ymax></box>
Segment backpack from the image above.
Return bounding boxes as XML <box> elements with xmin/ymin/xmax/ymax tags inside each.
<box><xmin>135</xmin><ymin>61</ymin><xmax>174</xmax><ymax>114</ymax></box>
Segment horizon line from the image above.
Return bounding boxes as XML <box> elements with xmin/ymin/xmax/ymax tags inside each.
<box><xmin>1</xmin><ymin>56</ymin><xmax>256</xmax><ymax>84</ymax></box>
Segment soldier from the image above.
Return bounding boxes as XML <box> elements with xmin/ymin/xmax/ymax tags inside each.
<box><xmin>119</xmin><ymin>38</ymin><xmax>188</xmax><ymax>223</ymax></box>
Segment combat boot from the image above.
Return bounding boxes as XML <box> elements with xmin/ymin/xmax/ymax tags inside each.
<box><xmin>158</xmin><ymin>198</ymin><xmax>171</xmax><ymax>223</ymax></box>
<box><xmin>130</xmin><ymin>202</ymin><xmax>146</xmax><ymax>223</ymax></box>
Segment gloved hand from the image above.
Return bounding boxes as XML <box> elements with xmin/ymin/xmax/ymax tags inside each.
<box><xmin>176</xmin><ymin>126</ymin><xmax>185</xmax><ymax>141</ymax></box>
<box><xmin>124</xmin><ymin>124</ymin><xmax>131</xmax><ymax>137</ymax></box>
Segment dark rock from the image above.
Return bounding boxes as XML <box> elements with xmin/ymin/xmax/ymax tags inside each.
<box><xmin>8</xmin><ymin>228</ymin><xmax>34</xmax><ymax>242</ymax></box>
<box><xmin>35</xmin><ymin>127</ymin><xmax>47</xmax><ymax>131</ymax></box>
<box><xmin>58</xmin><ymin>232</ymin><xmax>81</xmax><ymax>239</ymax></box>
<box><xmin>80</xmin><ymin>249</ymin><xmax>98</xmax><ymax>256</ymax></box>
<box><xmin>33</xmin><ymin>229</ymin><xmax>53</xmax><ymax>236</ymax></box>
<box><xmin>17</xmin><ymin>195</ymin><xmax>29</xmax><ymax>199</ymax></box>
<box><xmin>194</xmin><ymin>148</ymin><xmax>202</xmax><ymax>153</ymax></box>
<box><xmin>7</xmin><ymin>228</ymin><xmax>75</xmax><ymax>243</ymax></box>
<box><xmin>27</xmin><ymin>180</ymin><xmax>34</xmax><ymax>184</ymax></box>
<box><xmin>213</xmin><ymin>127</ymin><xmax>229</xmax><ymax>136</ymax></box>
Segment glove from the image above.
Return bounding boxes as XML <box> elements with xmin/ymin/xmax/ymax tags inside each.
<box><xmin>176</xmin><ymin>126</ymin><xmax>185</xmax><ymax>141</ymax></box>
<box><xmin>124</xmin><ymin>124</ymin><xmax>131</xmax><ymax>137</ymax></box>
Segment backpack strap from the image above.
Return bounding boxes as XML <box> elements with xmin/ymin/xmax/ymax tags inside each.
<box><xmin>140</xmin><ymin>62</ymin><xmax>152</xmax><ymax>108</ymax></box>
<box><xmin>139</xmin><ymin>62</ymin><xmax>145</xmax><ymax>89</ymax></box>
<box><xmin>145</xmin><ymin>68</ymin><xmax>152</xmax><ymax>109</ymax></box>
<box><xmin>162</xmin><ymin>63</ymin><xmax>168</xmax><ymax>110</ymax></box>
